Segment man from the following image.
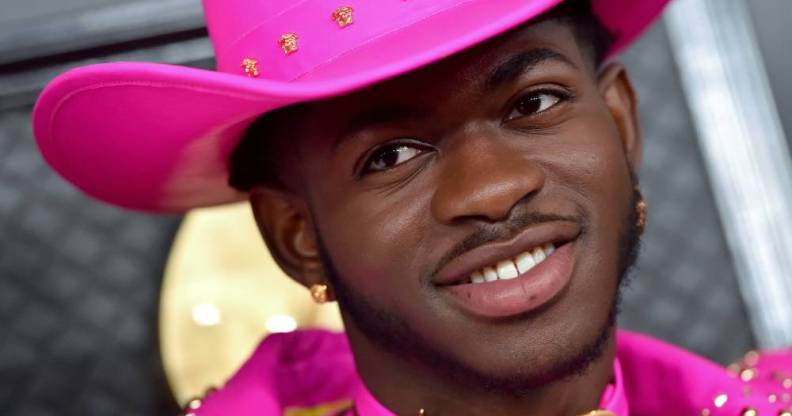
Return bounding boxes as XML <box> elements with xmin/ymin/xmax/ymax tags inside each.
<box><xmin>32</xmin><ymin>0</ymin><xmax>791</xmax><ymax>415</ymax></box>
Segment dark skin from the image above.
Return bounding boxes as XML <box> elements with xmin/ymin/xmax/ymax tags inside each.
<box><xmin>249</xmin><ymin>18</ymin><xmax>641</xmax><ymax>416</ymax></box>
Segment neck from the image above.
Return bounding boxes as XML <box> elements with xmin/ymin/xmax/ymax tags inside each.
<box><xmin>347</xmin><ymin>325</ymin><xmax>616</xmax><ymax>416</ymax></box>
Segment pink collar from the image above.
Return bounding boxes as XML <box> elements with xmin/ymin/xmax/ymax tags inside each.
<box><xmin>192</xmin><ymin>329</ymin><xmax>792</xmax><ymax>416</ymax></box>
<box><xmin>352</xmin><ymin>358</ymin><xmax>629</xmax><ymax>415</ymax></box>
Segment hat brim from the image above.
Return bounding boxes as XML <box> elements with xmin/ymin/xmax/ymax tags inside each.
<box><xmin>33</xmin><ymin>0</ymin><xmax>669</xmax><ymax>212</ymax></box>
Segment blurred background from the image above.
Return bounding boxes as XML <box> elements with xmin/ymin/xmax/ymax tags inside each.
<box><xmin>1</xmin><ymin>0</ymin><xmax>791</xmax><ymax>415</ymax></box>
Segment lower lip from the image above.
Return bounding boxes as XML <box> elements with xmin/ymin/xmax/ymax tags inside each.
<box><xmin>441</xmin><ymin>242</ymin><xmax>575</xmax><ymax>318</ymax></box>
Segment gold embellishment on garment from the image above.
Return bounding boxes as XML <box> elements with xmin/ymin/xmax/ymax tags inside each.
<box><xmin>179</xmin><ymin>387</ymin><xmax>216</xmax><ymax>416</ymax></box>
<box><xmin>280</xmin><ymin>33</ymin><xmax>299</xmax><ymax>54</ymax></box>
<box><xmin>284</xmin><ymin>399</ymin><xmax>353</xmax><ymax>416</ymax></box>
<box><xmin>714</xmin><ymin>393</ymin><xmax>729</xmax><ymax>408</ymax></box>
<box><xmin>186</xmin><ymin>398</ymin><xmax>202</xmax><ymax>409</ymax></box>
<box><xmin>784</xmin><ymin>378</ymin><xmax>792</xmax><ymax>389</ymax></box>
<box><xmin>179</xmin><ymin>398</ymin><xmax>200</xmax><ymax>416</ymax></box>
<box><xmin>413</xmin><ymin>407</ymin><xmax>612</xmax><ymax>415</ymax></box>
<box><xmin>332</xmin><ymin>6</ymin><xmax>354</xmax><ymax>28</ymax></box>
<box><xmin>743</xmin><ymin>350</ymin><xmax>760</xmax><ymax>366</ymax></box>
<box><xmin>740</xmin><ymin>368</ymin><xmax>758</xmax><ymax>382</ymax></box>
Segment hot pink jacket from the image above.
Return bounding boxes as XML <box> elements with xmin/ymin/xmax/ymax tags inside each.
<box><xmin>186</xmin><ymin>329</ymin><xmax>792</xmax><ymax>415</ymax></box>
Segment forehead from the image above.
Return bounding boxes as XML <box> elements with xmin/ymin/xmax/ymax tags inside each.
<box><xmin>301</xmin><ymin>19</ymin><xmax>588</xmax><ymax>118</ymax></box>
<box><xmin>262</xmin><ymin>17</ymin><xmax>593</xmax><ymax>188</ymax></box>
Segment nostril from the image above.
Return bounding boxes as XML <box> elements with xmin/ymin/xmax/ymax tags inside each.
<box><xmin>429</xmin><ymin>143</ymin><xmax>546</xmax><ymax>224</ymax></box>
<box><xmin>432</xmin><ymin>178</ymin><xmax>544</xmax><ymax>226</ymax></box>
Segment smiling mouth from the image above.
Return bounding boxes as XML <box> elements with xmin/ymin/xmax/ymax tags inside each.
<box><xmin>434</xmin><ymin>221</ymin><xmax>579</xmax><ymax>318</ymax></box>
<box><xmin>466</xmin><ymin>243</ymin><xmax>556</xmax><ymax>284</ymax></box>
<box><xmin>434</xmin><ymin>221</ymin><xmax>579</xmax><ymax>287</ymax></box>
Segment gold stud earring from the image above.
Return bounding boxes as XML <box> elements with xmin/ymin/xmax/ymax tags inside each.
<box><xmin>635</xmin><ymin>187</ymin><xmax>647</xmax><ymax>234</ymax></box>
<box><xmin>332</xmin><ymin>6</ymin><xmax>354</xmax><ymax>28</ymax></box>
<box><xmin>310</xmin><ymin>283</ymin><xmax>329</xmax><ymax>304</ymax></box>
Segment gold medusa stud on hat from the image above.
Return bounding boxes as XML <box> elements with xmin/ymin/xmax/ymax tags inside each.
<box><xmin>241</xmin><ymin>58</ymin><xmax>260</xmax><ymax>77</ymax></box>
<box><xmin>279</xmin><ymin>33</ymin><xmax>299</xmax><ymax>54</ymax></box>
<box><xmin>332</xmin><ymin>6</ymin><xmax>355</xmax><ymax>28</ymax></box>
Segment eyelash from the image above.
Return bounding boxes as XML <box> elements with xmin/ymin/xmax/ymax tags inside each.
<box><xmin>357</xmin><ymin>140</ymin><xmax>433</xmax><ymax>177</ymax></box>
<box><xmin>505</xmin><ymin>87</ymin><xmax>572</xmax><ymax>122</ymax></box>
<box><xmin>357</xmin><ymin>88</ymin><xmax>572</xmax><ymax>177</ymax></box>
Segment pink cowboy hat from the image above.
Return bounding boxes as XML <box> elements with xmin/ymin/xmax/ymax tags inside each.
<box><xmin>33</xmin><ymin>0</ymin><xmax>669</xmax><ymax>212</ymax></box>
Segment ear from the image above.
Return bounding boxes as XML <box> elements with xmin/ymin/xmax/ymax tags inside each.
<box><xmin>597</xmin><ymin>63</ymin><xmax>642</xmax><ymax>173</ymax></box>
<box><xmin>249</xmin><ymin>187</ymin><xmax>328</xmax><ymax>292</ymax></box>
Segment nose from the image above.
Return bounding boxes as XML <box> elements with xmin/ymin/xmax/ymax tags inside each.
<box><xmin>431</xmin><ymin>132</ymin><xmax>546</xmax><ymax>225</ymax></box>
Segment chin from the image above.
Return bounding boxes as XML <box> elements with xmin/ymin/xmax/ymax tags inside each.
<box><xmin>418</xmin><ymin>295</ymin><xmax>617</xmax><ymax>392</ymax></box>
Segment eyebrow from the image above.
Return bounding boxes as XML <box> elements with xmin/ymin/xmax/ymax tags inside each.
<box><xmin>334</xmin><ymin>106</ymin><xmax>426</xmax><ymax>151</ymax></box>
<box><xmin>484</xmin><ymin>47</ymin><xmax>577</xmax><ymax>90</ymax></box>
<box><xmin>334</xmin><ymin>48</ymin><xmax>577</xmax><ymax>149</ymax></box>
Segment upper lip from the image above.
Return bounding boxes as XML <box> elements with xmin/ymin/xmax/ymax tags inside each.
<box><xmin>433</xmin><ymin>221</ymin><xmax>580</xmax><ymax>286</ymax></box>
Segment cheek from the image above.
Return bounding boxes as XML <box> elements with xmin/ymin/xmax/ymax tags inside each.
<box><xmin>298</xmin><ymin>136</ymin><xmax>439</xmax><ymax>316</ymax></box>
<box><xmin>549</xmin><ymin>110</ymin><xmax>634</xmax><ymax>287</ymax></box>
<box><xmin>555</xmin><ymin>107</ymin><xmax>633</xmax><ymax>218</ymax></box>
<box><xmin>313</xmin><ymin>183</ymin><xmax>435</xmax><ymax>304</ymax></box>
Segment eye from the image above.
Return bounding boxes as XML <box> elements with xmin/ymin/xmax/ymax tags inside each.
<box><xmin>362</xmin><ymin>142</ymin><xmax>427</xmax><ymax>174</ymax></box>
<box><xmin>506</xmin><ymin>90</ymin><xmax>567</xmax><ymax>121</ymax></box>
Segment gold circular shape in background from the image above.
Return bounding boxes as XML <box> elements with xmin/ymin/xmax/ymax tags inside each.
<box><xmin>159</xmin><ymin>202</ymin><xmax>344</xmax><ymax>404</ymax></box>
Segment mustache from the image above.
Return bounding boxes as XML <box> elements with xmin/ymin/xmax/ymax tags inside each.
<box><xmin>430</xmin><ymin>211</ymin><xmax>580</xmax><ymax>279</ymax></box>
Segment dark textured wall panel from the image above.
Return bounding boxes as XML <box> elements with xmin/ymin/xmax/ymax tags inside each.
<box><xmin>617</xmin><ymin>22</ymin><xmax>755</xmax><ymax>362</ymax></box>
<box><xmin>0</xmin><ymin>109</ymin><xmax>181</xmax><ymax>416</ymax></box>
<box><xmin>748</xmin><ymin>0</ymin><xmax>792</xmax><ymax>150</ymax></box>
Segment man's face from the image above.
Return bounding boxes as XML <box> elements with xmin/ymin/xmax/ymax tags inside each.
<box><xmin>254</xmin><ymin>18</ymin><xmax>641</xmax><ymax>391</ymax></box>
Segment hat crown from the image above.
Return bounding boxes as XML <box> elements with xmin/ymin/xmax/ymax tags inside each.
<box><xmin>201</xmin><ymin>0</ymin><xmax>288</xmax><ymax>52</ymax></box>
<box><xmin>199</xmin><ymin>0</ymin><xmax>482</xmax><ymax>82</ymax></box>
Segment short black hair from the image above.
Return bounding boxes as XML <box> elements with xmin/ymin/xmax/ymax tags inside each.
<box><xmin>228</xmin><ymin>0</ymin><xmax>613</xmax><ymax>192</ymax></box>
<box><xmin>548</xmin><ymin>0</ymin><xmax>615</xmax><ymax>67</ymax></box>
<box><xmin>228</xmin><ymin>103</ymin><xmax>304</xmax><ymax>192</ymax></box>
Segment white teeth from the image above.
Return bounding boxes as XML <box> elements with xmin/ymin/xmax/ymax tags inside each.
<box><xmin>496</xmin><ymin>260</ymin><xmax>519</xmax><ymax>280</ymax></box>
<box><xmin>531</xmin><ymin>247</ymin><xmax>546</xmax><ymax>263</ymax></box>
<box><xmin>515</xmin><ymin>251</ymin><xmax>537</xmax><ymax>274</ymax></box>
<box><xmin>468</xmin><ymin>243</ymin><xmax>557</xmax><ymax>284</ymax></box>
<box><xmin>483</xmin><ymin>267</ymin><xmax>498</xmax><ymax>282</ymax></box>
